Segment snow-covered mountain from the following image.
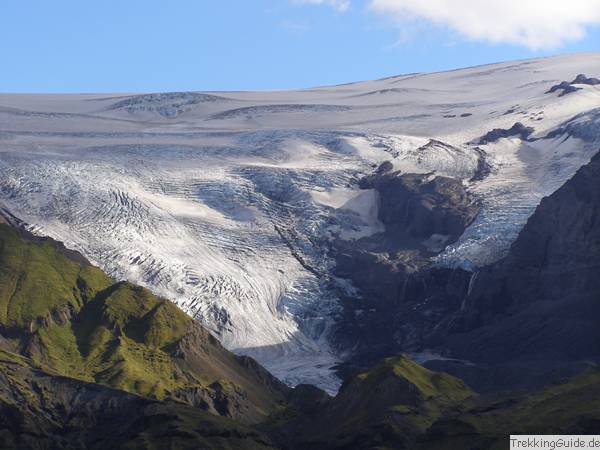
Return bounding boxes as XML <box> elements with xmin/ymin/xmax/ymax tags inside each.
<box><xmin>1</xmin><ymin>53</ymin><xmax>599</xmax><ymax>393</ymax></box>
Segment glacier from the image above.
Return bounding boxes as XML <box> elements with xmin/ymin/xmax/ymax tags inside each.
<box><xmin>1</xmin><ymin>53</ymin><xmax>600</xmax><ymax>393</ymax></box>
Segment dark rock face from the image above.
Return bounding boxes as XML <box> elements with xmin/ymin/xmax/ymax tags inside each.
<box><xmin>333</xmin><ymin>265</ymin><xmax>473</xmax><ymax>378</ymax></box>
<box><xmin>469</xmin><ymin>147</ymin><xmax>493</xmax><ymax>182</ymax></box>
<box><xmin>433</xmin><ymin>151</ymin><xmax>600</xmax><ymax>363</ymax></box>
<box><xmin>572</xmin><ymin>73</ymin><xmax>600</xmax><ymax>85</ymax></box>
<box><xmin>546</xmin><ymin>74</ymin><xmax>600</xmax><ymax>96</ymax></box>
<box><xmin>360</xmin><ymin>171</ymin><xmax>480</xmax><ymax>245</ymax></box>
<box><xmin>477</xmin><ymin>122</ymin><xmax>534</xmax><ymax>144</ymax></box>
<box><xmin>332</xmin><ymin>170</ymin><xmax>479</xmax><ymax>364</ymax></box>
<box><xmin>546</xmin><ymin>81</ymin><xmax>582</xmax><ymax>96</ymax></box>
<box><xmin>375</xmin><ymin>159</ymin><xmax>394</xmax><ymax>175</ymax></box>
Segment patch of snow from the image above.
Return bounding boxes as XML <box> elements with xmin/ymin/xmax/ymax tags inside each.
<box><xmin>310</xmin><ymin>187</ymin><xmax>384</xmax><ymax>240</ymax></box>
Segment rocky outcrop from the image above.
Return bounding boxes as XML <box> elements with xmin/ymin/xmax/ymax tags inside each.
<box><xmin>0</xmin><ymin>352</ymin><xmax>277</xmax><ymax>450</ymax></box>
<box><xmin>107</xmin><ymin>92</ymin><xmax>229</xmax><ymax>117</ymax></box>
<box><xmin>469</xmin><ymin>147</ymin><xmax>493</xmax><ymax>182</ymax></box>
<box><xmin>332</xmin><ymin>170</ymin><xmax>479</xmax><ymax>363</ymax></box>
<box><xmin>572</xmin><ymin>73</ymin><xmax>600</xmax><ymax>85</ymax></box>
<box><xmin>335</xmin><ymin>150</ymin><xmax>600</xmax><ymax>393</ymax></box>
<box><xmin>433</xmin><ymin>151</ymin><xmax>600</xmax><ymax>363</ymax></box>
<box><xmin>171</xmin><ymin>324</ymin><xmax>290</xmax><ymax>423</ymax></box>
<box><xmin>546</xmin><ymin>81</ymin><xmax>582</xmax><ymax>96</ymax></box>
<box><xmin>360</xmin><ymin>170</ymin><xmax>480</xmax><ymax>246</ymax></box>
<box><xmin>546</xmin><ymin>73</ymin><xmax>600</xmax><ymax>96</ymax></box>
<box><xmin>477</xmin><ymin>122</ymin><xmax>534</xmax><ymax>144</ymax></box>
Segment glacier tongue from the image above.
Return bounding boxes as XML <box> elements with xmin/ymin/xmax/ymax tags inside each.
<box><xmin>1</xmin><ymin>53</ymin><xmax>600</xmax><ymax>392</ymax></box>
<box><xmin>0</xmin><ymin>131</ymin><xmax>393</xmax><ymax>393</ymax></box>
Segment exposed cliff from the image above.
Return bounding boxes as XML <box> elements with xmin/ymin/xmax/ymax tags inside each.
<box><xmin>435</xmin><ymin>151</ymin><xmax>600</xmax><ymax>363</ymax></box>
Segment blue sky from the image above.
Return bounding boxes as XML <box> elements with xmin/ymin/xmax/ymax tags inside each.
<box><xmin>1</xmin><ymin>0</ymin><xmax>599</xmax><ymax>93</ymax></box>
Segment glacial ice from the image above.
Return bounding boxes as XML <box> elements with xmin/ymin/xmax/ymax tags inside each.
<box><xmin>1</xmin><ymin>53</ymin><xmax>600</xmax><ymax>392</ymax></box>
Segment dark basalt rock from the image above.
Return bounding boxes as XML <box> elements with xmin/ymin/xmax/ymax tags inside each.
<box><xmin>546</xmin><ymin>73</ymin><xmax>599</xmax><ymax>96</ymax></box>
<box><xmin>332</xmin><ymin>170</ymin><xmax>479</xmax><ymax>362</ymax></box>
<box><xmin>375</xmin><ymin>159</ymin><xmax>394</xmax><ymax>175</ymax></box>
<box><xmin>361</xmin><ymin>171</ymin><xmax>480</xmax><ymax>244</ymax></box>
<box><xmin>333</xmin><ymin>265</ymin><xmax>473</xmax><ymax>377</ymax></box>
<box><xmin>477</xmin><ymin>122</ymin><xmax>534</xmax><ymax>145</ymax></box>
<box><xmin>572</xmin><ymin>73</ymin><xmax>600</xmax><ymax>85</ymax></box>
<box><xmin>432</xmin><ymin>151</ymin><xmax>600</xmax><ymax>363</ymax></box>
<box><xmin>469</xmin><ymin>147</ymin><xmax>493</xmax><ymax>182</ymax></box>
<box><xmin>546</xmin><ymin>81</ymin><xmax>581</xmax><ymax>96</ymax></box>
<box><xmin>335</xmin><ymin>150</ymin><xmax>600</xmax><ymax>393</ymax></box>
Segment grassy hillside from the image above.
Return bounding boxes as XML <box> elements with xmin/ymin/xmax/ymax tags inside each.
<box><xmin>419</xmin><ymin>367</ymin><xmax>600</xmax><ymax>450</ymax></box>
<box><xmin>0</xmin><ymin>223</ymin><xmax>111</xmax><ymax>329</ymax></box>
<box><xmin>270</xmin><ymin>354</ymin><xmax>473</xmax><ymax>449</ymax></box>
<box><xmin>0</xmin><ymin>347</ymin><xmax>278</xmax><ymax>450</ymax></box>
<box><xmin>0</xmin><ymin>223</ymin><xmax>288</xmax><ymax>424</ymax></box>
<box><xmin>274</xmin><ymin>355</ymin><xmax>600</xmax><ymax>450</ymax></box>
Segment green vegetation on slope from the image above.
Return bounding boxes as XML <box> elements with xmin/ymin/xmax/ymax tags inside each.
<box><xmin>274</xmin><ymin>356</ymin><xmax>600</xmax><ymax>450</ymax></box>
<box><xmin>270</xmin><ymin>354</ymin><xmax>474</xmax><ymax>449</ymax></box>
<box><xmin>356</xmin><ymin>354</ymin><xmax>472</xmax><ymax>402</ymax></box>
<box><xmin>0</xmin><ymin>223</ymin><xmax>287</xmax><ymax>424</ymax></box>
<box><xmin>0</xmin><ymin>347</ymin><xmax>278</xmax><ymax>450</ymax></box>
<box><xmin>29</xmin><ymin>281</ymin><xmax>192</xmax><ymax>399</ymax></box>
<box><xmin>0</xmin><ymin>224</ymin><xmax>111</xmax><ymax>329</ymax></box>
<box><xmin>419</xmin><ymin>367</ymin><xmax>600</xmax><ymax>450</ymax></box>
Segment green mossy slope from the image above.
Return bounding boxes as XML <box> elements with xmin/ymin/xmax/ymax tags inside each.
<box><xmin>0</xmin><ymin>223</ymin><xmax>111</xmax><ymax>329</ymax></box>
<box><xmin>0</xmin><ymin>223</ymin><xmax>287</xmax><ymax>424</ymax></box>
<box><xmin>419</xmin><ymin>367</ymin><xmax>600</xmax><ymax>450</ymax></box>
<box><xmin>356</xmin><ymin>354</ymin><xmax>473</xmax><ymax>402</ymax></box>
<box><xmin>0</xmin><ymin>347</ymin><xmax>277</xmax><ymax>450</ymax></box>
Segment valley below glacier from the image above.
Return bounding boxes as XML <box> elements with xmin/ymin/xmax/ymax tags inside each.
<box><xmin>1</xmin><ymin>53</ymin><xmax>600</xmax><ymax>392</ymax></box>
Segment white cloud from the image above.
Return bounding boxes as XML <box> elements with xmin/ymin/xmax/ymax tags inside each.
<box><xmin>292</xmin><ymin>0</ymin><xmax>351</xmax><ymax>12</ymax></box>
<box><xmin>369</xmin><ymin>0</ymin><xmax>600</xmax><ymax>49</ymax></box>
